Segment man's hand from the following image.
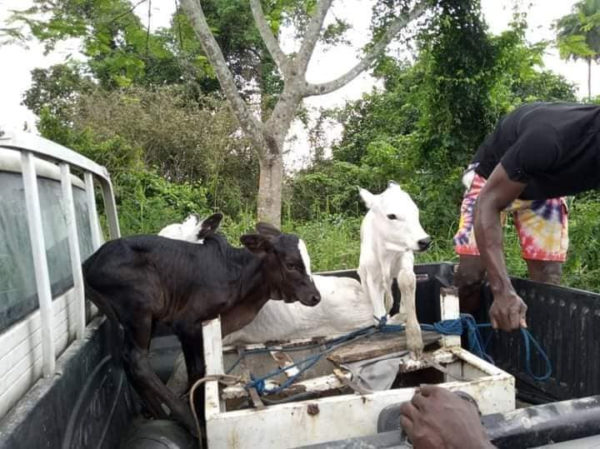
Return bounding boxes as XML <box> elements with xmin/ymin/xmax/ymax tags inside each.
<box><xmin>489</xmin><ymin>290</ymin><xmax>527</xmax><ymax>331</ymax></box>
<box><xmin>399</xmin><ymin>385</ymin><xmax>495</xmax><ymax>449</ymax></box>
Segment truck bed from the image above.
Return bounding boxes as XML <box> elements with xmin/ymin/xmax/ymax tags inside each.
<box><xmin>1</xmin><ymin>263</ymin><xmax>600</xmax><ymax>448</ymax></box>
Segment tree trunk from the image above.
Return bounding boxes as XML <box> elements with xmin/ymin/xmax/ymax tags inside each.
<box><xmin>588</xmin><ymin>58</ymin><xmax>592</xmax><ymax>101</ymax></box>
<box><xmin>256</xmin><ymin>86</ymin><xmax>303</xmax><ymax>228</ymax></box>
<box><xmin>257</xmin><ymin>153</ymin><xmax>284</xmax><ymax>227</ymax></box>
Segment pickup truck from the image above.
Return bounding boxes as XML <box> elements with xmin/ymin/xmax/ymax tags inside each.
<box><xmin>0</xmin><ymin>132</ymin><xmax>599</xmax><ymax>449</ymax></box>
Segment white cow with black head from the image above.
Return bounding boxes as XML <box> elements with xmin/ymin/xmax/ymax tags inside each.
<box><xmin>358</xmin><ymin>181</ymin><xmax>431</xmax><ymax>357</ymax></box>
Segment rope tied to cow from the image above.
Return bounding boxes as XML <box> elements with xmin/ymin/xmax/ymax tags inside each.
<box><xmin>236</xmin><ymin>314</ymin><xmax>552</xmax><ymax>396</ymax></box>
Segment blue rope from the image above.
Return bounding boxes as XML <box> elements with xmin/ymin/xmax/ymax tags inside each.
<box><xmin>466</xmin><ymin>321</ymin><xmax>551</xmax><ymax>381</ymax></box>
<box><xmin>521</xmin><ymin>328</ymin><xmax>552</xmax><ymax>382</ymax></box>
<box><xmin>236</xmin><ymin>314</ymin><xmax>552</xmax><ymax>395</ymax></box>
<box><xmin>244</xmin><ymin>326</ymin><xmax>379</xmax><ymax>395</ymax></box>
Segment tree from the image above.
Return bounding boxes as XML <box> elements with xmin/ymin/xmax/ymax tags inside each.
<box><xmin>7</xmin><ymin>0</ymin><xmax>217</xmax><ymax>90</ymax></box>
<box><xmin>555</xmin><ymin>0</ymin><xmax>600</xmax><ymax>100</ymax></box>
<box><xmin>180</xmin><ymin>0</ymin><xmax>429</xmax><ymax>226</ymax></box>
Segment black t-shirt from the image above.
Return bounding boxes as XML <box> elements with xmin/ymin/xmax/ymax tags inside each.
<box><xmin>473</xmin><ymin>102</ymin><xmax>600</xmax><ymax>199</ymax></box>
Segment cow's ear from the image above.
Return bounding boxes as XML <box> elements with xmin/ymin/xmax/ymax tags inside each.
<box><xmin>359</xmin><ymin>188</ymin><xmax>376</xmax><ymax>209</ymax></box>
<box><xmin>255</xmin><ymin>222</ymin><xmax>281</xmax><ymax>239</ymax></box>
<box><xmin>202</xmin><ymin>213</ymin><xmax>223</xmax><ymax>233</ymax></box>
<box><xmin>196</xmin><ymin>213</ymin><xmax>222</xmax><ymax>240</ymax></box>
<box><xmin>241</xmin><ymin>234</ymin><xmax>273</xmax><ymax>254</ymax></box>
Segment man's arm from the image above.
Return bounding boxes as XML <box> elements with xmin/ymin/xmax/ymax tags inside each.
<box><xmin>475</xmin><ymin>163</ymin><xmax>527</xmax><ymax>331</ymax></box>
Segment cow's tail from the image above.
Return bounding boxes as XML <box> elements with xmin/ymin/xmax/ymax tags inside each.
<box><xmin>83</xmin><ymin>275</ymin><xmax>124</xmax><ymax>363</ymax></box>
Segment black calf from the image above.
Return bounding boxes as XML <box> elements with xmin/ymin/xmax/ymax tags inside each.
<box><xmin>82</xmin><ymin>219</ymin><xmax>320</xmax><ymax>434</ymax></box>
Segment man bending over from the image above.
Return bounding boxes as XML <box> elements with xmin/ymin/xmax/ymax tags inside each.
<box><xmin>402</xmin><ymin>102</ymin><xmax>600</xmax><ymax>447</ymax></box>
<box><xmin>453</xmin><ymin>102</ymin><xmax>600</xmax><ymax>331</ymax></box>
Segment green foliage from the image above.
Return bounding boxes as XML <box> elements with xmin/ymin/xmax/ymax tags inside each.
<box><xmin>283</xmin><ymin>215</ymin><xmax>362</xmax><ymax>272</ymax></box>
<box><xmin>22</xmin><ymin>64</ymin><xmax>95</xmax><ymax>120</ymax></box>
<box><xmin>489</xmin><ymin>16</ymin><xmax>577</xmax><ymax>111</ymax></box>
<box><xmin>33</xmin><ymin>83</ymin><xmax>260</xmax><ymax>220</ymax></box>
<box><xmin>288</xmin><ymin>161</ymin><xmax>366</xmax><ymax>220</ymax></box>
<box><xmin>9</xmin><ymin>0</ymin><xmax>215</xmax><ymax>89</ymax></box>
<box><xmin>555</xmin><ymin>0</ymin><xmax>600</xmax><ymax>62</ymax></box>
<box><xmin>9</xmin><ymin>0</ymin><xmax>297</xmax><ymax>98</ymax></box>
<box><xmin>115</xmin><ymin>169</ymin><xmax>210</xmax><ymax>236</ymax></box>
<box><xmin>563</xmin><ymin>193</ymin><xmax>600</xmax><ymax>290</ymax></box>
<box><xmin>415</xmin><ymin>0</ymin><xmax>497</xmax><ymax>170</ymax></box>
<box><xmin>333</xmin><ymin>60</ymin><xmax>420</xmax><ymax>165</ymax></box>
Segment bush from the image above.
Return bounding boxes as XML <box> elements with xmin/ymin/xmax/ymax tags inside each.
<box><xmin>563</xmin><ymin>194</ymin><xmax>600</xmax><ymax>291</ymax></box>
<box><xmin>115</xmin><ymin>169</ymin><xmax>210</xmax><ymax>236</ymax></box>
<box><xmin>284</xmin><ymin>215</ymin><xmax>362</xmax><ymax>272</ymax></box>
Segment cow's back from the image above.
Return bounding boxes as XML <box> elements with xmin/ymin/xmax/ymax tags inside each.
<box><xmin>86</xmin><ymin>234</ymin><xmax>244</xmax><ymax>284</ymax></box>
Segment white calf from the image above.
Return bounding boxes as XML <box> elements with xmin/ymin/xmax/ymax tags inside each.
<box><xmin>224</xmin><ymin>274</ymin><xmax>372</xmax><ymax>344</ymax></box>
<box><xmin>358</xmin><ymin>182</ymin><xmax>431</xmax><ymax>357</ymax></box>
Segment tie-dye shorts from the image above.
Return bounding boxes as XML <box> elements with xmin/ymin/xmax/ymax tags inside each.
<box><xmin>454</xmin><ymin>172</ymin><xmax>569</xmax><ymax>261</ymax></box>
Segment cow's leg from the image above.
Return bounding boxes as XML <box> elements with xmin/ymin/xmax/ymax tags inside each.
<box><xmin>388</xmin><ymin>258</ymin><xmax>405</xmax><ymax>324</ymax></box>
<box><xmin>397</xmin><ymin>253</ymin><xmax>423</xmax><ymax>358</ymax></box>
<box><xmin>360</xmin><ymin>267</ymin><xmax>387</xmax><ymax>324</ymax></box>
<box><xmin>122</xmin><ymin>334</ymin><xmax>169</xmax><ymax>418</ymax></box>
<box><xmin>176</xmin><ymin>325</ymin><xmax>205</xmax><ymax>386</ymax></box>
<box><xmin>122</xmin><ymin>317</ymin><xmax>197</xmax><ymax>434</ymax></box>
<box><xmin>120</xmin><ymin>347</ymin><xmax>163</xmax><ymax>417</ymax></box>
<box><xmin>388</xmin><ymin>260</ymin><xmax>406</xmax><ymax>324</ymax></box>
<box><xmin>383</xmin><ymin>273</ymin><xmax>395</xmax><ymax>318</ymax></box>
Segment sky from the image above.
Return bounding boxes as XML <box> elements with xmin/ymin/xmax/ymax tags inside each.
<box><xmin>0</xmin><ymin>0</ymin><xmax>598</xmax><ymax>168</ymax></box>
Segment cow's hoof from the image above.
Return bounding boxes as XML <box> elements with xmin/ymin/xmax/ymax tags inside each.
<box><xmin>406</xmin><ymin>327</ymin><xmax>424</xmax><ymax>359</ymax></box>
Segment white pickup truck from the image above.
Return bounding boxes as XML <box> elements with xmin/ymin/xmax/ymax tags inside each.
<box><xmin>0</xmin><ymin>131</ymin><xmax>599</xmax><ymax>449</ymax></box>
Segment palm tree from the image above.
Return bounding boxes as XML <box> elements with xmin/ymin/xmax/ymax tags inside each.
<box><xmin>555</xmin><ymin>0</ymin><xmax>600</xmax><ymax>100</ymax></box>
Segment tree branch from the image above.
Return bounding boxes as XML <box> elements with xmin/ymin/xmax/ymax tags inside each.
<box><xmin>249</xmin><ymin>0</ymin><xmax>289</xmax><ymax>74</ymax></box>
<box><xmin>109</xmin><ymin>0</ymin><xmax>148</xmax><ymax>25</ymax></box>
<box><xmin>180</xmin><ymin>0</ymin><xmax>265</xmax><ymax>152</ymax></box>
<box><xmin>303</xmin><ymin>1</ymin><xmax>427</xmax><ymax>97</ymax></box>
<box><xmin>296</xmin><ymin>0</ymin><xmax>333</xmax><ymax>72</ymax></box>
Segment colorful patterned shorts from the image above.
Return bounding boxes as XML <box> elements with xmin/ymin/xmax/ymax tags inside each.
<box><xmin>454</xmin><ymin>172</ymin><xmax>569</xmax><ymax>262</ymax></box>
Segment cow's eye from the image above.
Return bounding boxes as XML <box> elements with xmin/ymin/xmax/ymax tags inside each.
<box><xmin>286</xmin><ymin>262</ymin><xmax>300</xmax><ymax>271</ymax></box>
<box><xmin>387</xmin><ymin>214</ymin><xmax>397</xmax><ymax>220</ymax></box>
